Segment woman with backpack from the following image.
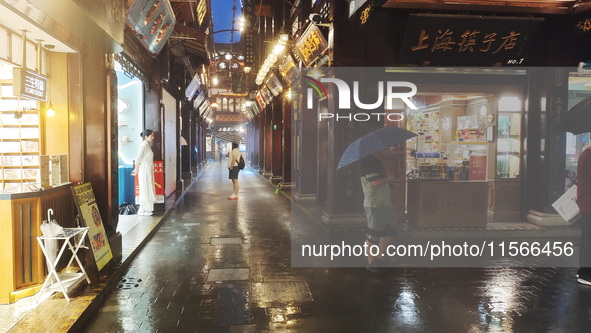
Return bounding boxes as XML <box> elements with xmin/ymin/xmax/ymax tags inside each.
<box><xmin>227</xmin><ymin>142</ymin><xmax>242</xmax><ymax>200</ymax></box>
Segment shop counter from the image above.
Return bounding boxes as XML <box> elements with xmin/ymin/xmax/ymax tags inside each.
<box><xmin>407</xmin><ymin>180</ymin><xmax>488</xmax><ymax>228</ymax></box>
<box><xmin>0</xmin><ymin>183</ymin><xmax>77</xmax><ymax>304</ymax></box>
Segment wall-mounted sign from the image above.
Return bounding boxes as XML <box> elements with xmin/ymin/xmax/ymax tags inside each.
<box><xmin>196</xmin><ymin>0</ymin><xmax>207</xmax><ymax>26</ymax></box>
<box><xmin>202</xmin><ymin>106</ymin><xmax>213</xmax><ymax>119</ymax></box>
<box><xmin>255</xmin><ymin>91</ymin><xmax>266</xmax><ymax>110</ymax></box>
<box><xmin>278</xmin><ymin>54</ymin><xmax>299</xmax><ymax>85</ymax></box>
<box><xmin>261</xmin><ymin>85</ymin><xmax>273</xmax><ymax>103</ymax></box>
<box><xmin>266</xmin><ymin>73</ymin><xmax>283</xmax><ymax>96</ymax></box>
<box><xmin>193</xmin><ymin>90</ymin><xmax>205</xmax><ymax>109</ymax></box>
<box><xmin>198</xmin><ymin>100</ymin><xmax>209</xmax><ymax>116</ymax></box>
<box><xmin>13</xmin><ymin>68</ymin><xmax>47</xmax><ymax>101</ymax></box>
<box><xmin>215</xmin><ymin>114</ymin><xmax>246</xmax><ymax>122</ymax></box>
<box><xmin>399</xmin><ymin>14</ymin><xmax>543</xmax><ymax>66</ymax></box>
<box><xmin>127</xmin><ymin>0</ymin><xmax>176</xmax><ymax>55</ymax></box>
<box><xmin>295</xmin><ymin>24</ymin><xmax>328</xmax><ymax>66</ymax></box>
<box><xmin>185</xmin><ymin>72</ymin><xmax>202</xmax><ymax>100</ymax></box>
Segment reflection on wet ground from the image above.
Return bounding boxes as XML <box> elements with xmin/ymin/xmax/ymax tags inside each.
<box><xmin>83</xmin><ymin>162</ymin><xmax>591</xmax><ymax>332</ymax></box>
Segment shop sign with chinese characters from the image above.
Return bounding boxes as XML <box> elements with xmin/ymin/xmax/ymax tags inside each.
<box><xmin>399</xmin><ymin>14</ymin><xmax>543</xmax><ymax>66</ymax></box>
<box><xmin>71</xmin><ymin>183</ymin><xmax>113</xmax><ymax>270</ymax></box>
<box><xmin>13</xmin><ymin>68</ymin><xmax>47</xmax><ymax>101</ymax></box>
<box><xmin>295</xmin><ymin>24</ymin><xmax>328</xmax><ymax>66</ymax></box>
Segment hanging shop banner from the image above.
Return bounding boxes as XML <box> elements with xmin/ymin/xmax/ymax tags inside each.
<box><xmin>278</xmin><ymin>55</ymin><xmax>299</xmax><ymax>85</ymax></box>
<box><xmin>196</xmin><ymin>0</ymin><xmax>208</xmax><ymax>26</ymax></box>
<box><xmin>134</xmin><ymin>161</ymin><xmax>165</xmax><ymax>204</ymax></box>
<box><xmin>127</xmin><ymin>0</ymin><xmax>176</xmax><ymax>55</ymax></box>
<box><xmin>255</xmin><ymin>91</ymin><xmax>266</xmax><ymax>110</ymax></box>
<box><xmin>198</xmin><ymin>100</ymin><xmax>209</xmax><ymax>116</ymax></box>
<box><xmin>295</xmin><ymin>24</ymin><xmax>328</xmax><ymax>66</ymax></box>
<box><xmin>193</xmin><ymin>90</ymin><xmax>206</xmax><ymax>109</ymax></box>
<box><xmin>13</xmin><ymin>68</ymin><xmax>47</xmax><ymax>101</ymax></box>
<box><xmin>266</xmin><ymin>73</ymin><xmax>284</xmax><ymax>96</ymax></box>
<box><xmin>202</xmin><ymin>107</ymin><xmax>213</xmax><ymax>119</ymax></box>
<box><xmin>399</xmin><ymin>14</ymin><xmax>543</xmax><ymax>66</ymax></box>
<box><xmin>248</xmin><ymin>101</ymin><xmax>260</xmax><ymax>117</ymax></box>
<box><xmin>71</xmin><ymin>183</ymin><xmax>113</xmax><ymax>271</ymax></box>
<box><xmin>261</xmin><ymin>85</ymin><xmax>274</xmax><ymax>104</ymax></box>
<box><xmin>185</xmin><ymin>73</ymin><xmax>202</xmax><ymax>100</ymax></box>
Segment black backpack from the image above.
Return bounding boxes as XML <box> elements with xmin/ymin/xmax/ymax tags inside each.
<box><xmin>237</xmin><ymin>156</ymin><xmax>245</xmax><ymax>170</ymax></box>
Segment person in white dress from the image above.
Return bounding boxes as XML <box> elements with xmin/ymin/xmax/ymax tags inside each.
<box><xmin>131</xmin><ymin>130</ymin><xmax>156</xmax><ymax>215</ymax></box>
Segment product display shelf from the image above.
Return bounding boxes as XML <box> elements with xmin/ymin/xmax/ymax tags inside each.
<box><xmin>496</xmin><ymin>112</ymin><xmax>521</xmax><ymax>179</ymax></box>
<box><xmin>0</xmin><ymin>109</ymin><xmax>42</xmax><ymax>193</ymax></box>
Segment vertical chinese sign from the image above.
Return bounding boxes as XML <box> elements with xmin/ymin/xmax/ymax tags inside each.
<box><xmin>294</xmin><ymin>24</ymin><xmax>329</xmax><ymax>67</ymax></box>
<box><xmin>72</xmin><ymin>183</ymin><xmax>113</xmax><ymax>271</ymax></box>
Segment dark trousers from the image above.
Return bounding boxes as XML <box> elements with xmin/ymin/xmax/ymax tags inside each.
<box><xmin>580</xmin><ymin>213</ymin><xmax>591</xmax><ymax>276</ymax></box>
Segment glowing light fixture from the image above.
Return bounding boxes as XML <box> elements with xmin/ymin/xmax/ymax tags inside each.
<box><xmin>46</xmin><ymin>102</ymin><xmax>55</xmax><ymax>117</ymax></box>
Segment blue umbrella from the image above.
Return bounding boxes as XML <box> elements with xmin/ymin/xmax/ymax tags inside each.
<box><xmin>337</xmin><ymin>126</ymin><xmax>417</xmax><ymax>169</ymax></box>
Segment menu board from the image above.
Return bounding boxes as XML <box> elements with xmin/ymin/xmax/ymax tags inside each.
<box><xmin>71</xmin><ymin>183</ymin><xmax>113</xmax><ymax>271</ymax></box>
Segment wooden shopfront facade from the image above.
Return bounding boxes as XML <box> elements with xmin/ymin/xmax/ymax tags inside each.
<box><xmin>288</xmin><ymin>0</ymin><xmax>590</xmax><ymax>228</ymax></box>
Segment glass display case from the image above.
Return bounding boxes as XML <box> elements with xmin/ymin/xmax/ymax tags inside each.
<box><xmin>448</xmin><ymin>143</ymin><xmax>488</xmax><ymax>181</ymax></box>
<box><xmin>496</xmin><ymin>112</ymin><xmax>521</xmax><ymax>179</ymax></box>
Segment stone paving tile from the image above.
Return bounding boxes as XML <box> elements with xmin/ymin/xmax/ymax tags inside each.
<box><xmin>82</xmin><ymin>162</ymin><xmax>591</xmax><ymax>333</ymax></box>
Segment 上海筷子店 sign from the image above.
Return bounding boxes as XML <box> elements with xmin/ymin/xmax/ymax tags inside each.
<box><xmin>399</xmin><ymin>14</ymin><xmax>543</xmax><ymax>66</ymax></box>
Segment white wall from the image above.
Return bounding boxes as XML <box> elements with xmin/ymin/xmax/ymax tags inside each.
<box><xmin>162</xmin><ymin>90</ymin><xmax>177</xmax><ymax>197</ymax></box>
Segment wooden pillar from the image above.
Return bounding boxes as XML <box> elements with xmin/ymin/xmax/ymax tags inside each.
<box><xmin>264</xmin><ymin>104</ymin><xmax>273</xmax><ymax>177</ymax></box>
<box><xmin>282</xmin><ymin>94</ymin><xmax>292</xmax><ymax>184</ymax></box>
<box><xmin>271</xmin><ymin>98</ymin><xmax>283</xmax><ymax>182</ymax></box>
<box><xmin>180</xmin><ymin>101</ymin><xmax>191</xmax><ymax>182</ymax></box>
<box><xmin>249</xmin><ymin>116</ymin><xmax>259</xmax><ymax>169</ymax></box>
<box><xmin>258</xmin><ymin>110</ymin><xmax>266</xmax><ymax>173</ymax></box>
<box><xmin>293</xmin><ymin>91</ymin><xmax>318</xmax><ymax>204</ymax></box>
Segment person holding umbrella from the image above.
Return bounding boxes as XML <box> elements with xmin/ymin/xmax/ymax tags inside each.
<box><xmin>360</xmin><ymin>149</ymin><xmax>396</xmax><ymax>271</ymax></box>
<box><xmin>337</xmin><ymin>126</ymin><xmax>417</xmax><ymax>272</ymax></box>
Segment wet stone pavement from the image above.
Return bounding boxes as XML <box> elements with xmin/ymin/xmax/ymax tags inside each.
<box><xmin>83</xmin><ymin>161</ymin><xmax>591</xmax><ymax>332</ymax></box>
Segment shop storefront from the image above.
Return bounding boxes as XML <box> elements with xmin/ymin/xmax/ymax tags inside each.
<box><xmin>399</xmin><ymin>71</ymin><xmax>527</xmax><ymax>226</ymax></box>
<box><xmin>0</xmin><ymin>0</ymin><xmax>125</xmax><ymax>304</ymax></box>
<box><xmin>0</xmin><ymin>25</ymin><xmax>78</xmax><ymax>304</ymax></box>
<box><xmin>114</xmin><ymin>59</ymin><xmax>145</xmax><ymax>206</ymax></box>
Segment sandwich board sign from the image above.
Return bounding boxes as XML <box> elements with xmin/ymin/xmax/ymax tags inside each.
<box><xmin>72</xmin><ymin>183</ymin><xmax>113</xmax><ymax>270</ymax></box>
